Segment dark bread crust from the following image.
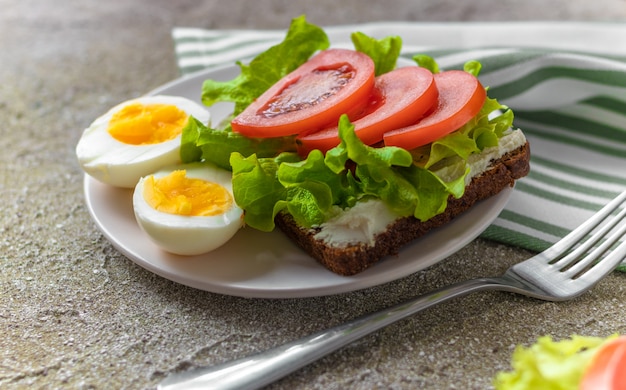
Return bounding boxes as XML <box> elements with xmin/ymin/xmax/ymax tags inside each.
<box><xmin>275</xmin><ymin>141</ymin><xmax>531</xmax><ymax>276</ymax></box>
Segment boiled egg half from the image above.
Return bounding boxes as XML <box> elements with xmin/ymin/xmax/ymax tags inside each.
<box><xmin>76</xmin><ymin>95</ymin><xmax>210</xmax><ymax>188</ymax></box>
<box><xmin>132</xmin><ymin>162</ymin><xmax>244</xmax><ymax>255</ymax></box>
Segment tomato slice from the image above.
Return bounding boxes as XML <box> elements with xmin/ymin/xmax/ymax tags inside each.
<box><xmin>231</xmin><ymin>49</ymin><xmax>375</xmax><ymax>137</ymax></box>
<box><xmin>580</xmin><ymin>336</ymin><xmax>626</xmax><ymax>390</ymax></box>
<box><xmin>382</xmin><ymin>70</ymin><xmax>486</xmax><ymax>150</ymax></box>
<box><xmin>296</xmin><ymin>66</ymin><xmax>439</xmax><ymax>156</ymax></box>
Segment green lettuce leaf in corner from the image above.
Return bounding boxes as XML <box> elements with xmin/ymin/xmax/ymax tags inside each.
<box><xmin>494</xmin><ymin>334</ymin><xmax>617</xmax><ymax>390</ymax></box>
<box><xmin>201</xmin><ymin>15</ymin><xmax>330</xmax><ymax>115</ymax></box>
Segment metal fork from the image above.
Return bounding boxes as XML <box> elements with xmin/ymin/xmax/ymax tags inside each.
<box><xmin>159</xmin><ymin>190</ymin><xmax>626</xmax><ymax>390</ymax></box>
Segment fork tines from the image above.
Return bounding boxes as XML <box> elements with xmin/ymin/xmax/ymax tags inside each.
<box><xmin>550</xmin><ymin>190</ymin><xmax>626</xmax><ymax>279</ymax></box>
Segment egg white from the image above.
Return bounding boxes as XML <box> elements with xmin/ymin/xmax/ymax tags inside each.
<box><xmin>132</xmin><ymin>162</ymin><xmax>244</xmax><ymax>256</ymax></box>
<box><xmin>76</xmin><ymin>95</ymin><xmax>211</xmax><ymax>188</ymax></box>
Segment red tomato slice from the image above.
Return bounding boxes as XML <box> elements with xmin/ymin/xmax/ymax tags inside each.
<box><xmin>231</xmin><ymin>49</ymin><xmax>375</xmax><ymax>137</ymax></box>
<box><xmin>296</xmin><ymin>66</ymin><xmax>439</xmax><ymax>156</ymax></box>
<box><xmin>382</xmin><ymin>70</ymin><xmax>486</xmax><ymax>150</ymax></box>
<box><xmin>580</xmin><ymin>336</ymin><xmax>626</xmax><ymax>390</ymax></box>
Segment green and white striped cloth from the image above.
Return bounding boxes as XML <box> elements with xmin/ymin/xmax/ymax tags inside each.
<box><xmin>171</xmin><ymin>22</ymin><xmax>626</xmax><ymax>268</ymax></box>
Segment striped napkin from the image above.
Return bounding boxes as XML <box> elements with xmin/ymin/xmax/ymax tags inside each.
<box><xmin>171</xmin><ymin>22</ymin><xmax>626</xmax><ymax>269</ymax></box>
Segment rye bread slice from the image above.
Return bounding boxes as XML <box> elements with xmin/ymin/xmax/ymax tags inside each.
<box><xmin>275</xmin><ymin>141</ymin><xmax>530</xmax><ymax>276</ymax></box>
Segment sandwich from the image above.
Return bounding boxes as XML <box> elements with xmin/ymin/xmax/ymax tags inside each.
<box><xmin>181</xmin><ymin>16</ymin><xmax>530</xmax><ymax>275</ymax></box>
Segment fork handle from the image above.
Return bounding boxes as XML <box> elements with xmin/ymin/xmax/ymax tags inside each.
<box><xmin>158</xmin><ymin>277</ymin><xmax>507</xmax><ymax>390</ymax></box>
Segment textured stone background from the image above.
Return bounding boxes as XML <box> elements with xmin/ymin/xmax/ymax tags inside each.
<box><xmin>2</xmin><ymin>1</ymin><xmax>626</xmax><ymax>389</ymax></box>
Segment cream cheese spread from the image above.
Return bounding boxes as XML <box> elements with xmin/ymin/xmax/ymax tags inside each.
<box><xmin>313</xmin><ymin>199</ymin><xmax>398</xmax><ymax>247</ymax></box>
<box><xmin>313</xmin><ymin>129</ymin><xmax>527</xmax><ymax>248</ymax></box>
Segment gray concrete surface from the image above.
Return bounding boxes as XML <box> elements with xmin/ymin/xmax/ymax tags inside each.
<box><xmin>2</xmin><ymin>0</ymin><xmax>626</xmax><ymax>389</ymax></box>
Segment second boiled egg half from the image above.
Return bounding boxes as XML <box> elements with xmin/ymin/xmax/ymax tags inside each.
<box><xmin>76</xmin><ymin>95</ymin><xmax>211</xmax><ymax>188</ymax></box>
<box><xmin>133</xmin><ymin>162</ymin><xmax>244</xmax><ymax>255</ymax></box>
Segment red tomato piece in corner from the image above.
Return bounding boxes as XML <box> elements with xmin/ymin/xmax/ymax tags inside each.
<box><xmin>231</xmin><ymin>49</ymin><xmax>375</xmax><ymax>138</ymax></box>
<box><xmin>382</xmin><ymin>70</ymin><xmax>486</xmax><ymax>150</ymax></box>
<box><xmin>296</xmin><ymin>66</ymin><xmax>439</xmax><ymax>156</ymax></box>
<box><xmin>580</xmin><ymin>336</ymin><xmax>626</xmax><ymax>390</ymax></box>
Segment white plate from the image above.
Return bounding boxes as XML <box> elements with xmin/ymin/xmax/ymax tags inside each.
<box><xmin>83</xmin><ymin>64</ymin><xmax>513</xmax><ymax>298</ymax></box>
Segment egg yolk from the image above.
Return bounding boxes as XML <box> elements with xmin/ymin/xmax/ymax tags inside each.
<box><xmin>108</xmin><ymin>103</ymin><xmax>188</xmax><ymax>145</ymax></box>
<box><xmin>143</xmin><ymin>170</ymin><xmax>233</xmax><ymax>217</ymax></box>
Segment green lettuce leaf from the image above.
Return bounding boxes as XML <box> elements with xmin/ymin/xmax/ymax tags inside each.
<box><xmin>229</xmin><ymin>152</ymin><xmax>301</xmax><ymax>232</ymax></box>
<box><xmin>424</xmin><ymin>96</ymin><xmax>514</xmax><ymax>169</ymax></box>
<box><xmin>351</xmin><ymin>31</ymin><xmax>402</xmax><ymax>76</ymax></box>
<box><xmin>463</xmin><ymin>60</ymin><xmax>482</xmax><ymax>77</ymax></box>
<box><xmin>201</xmin><ymin>15</ymin><xmax>330</xmax><ymax>115</ymax></box>
<box><xmin>327</xmin><ymin>115</ymin><xmax>423</xmax><ymax>218</ymax></box>
<box><xmin>230</xmin><ymin>142</ymin><xmax>359</xmax><ymax>232</ymax></box>
<box><xmin>494</xmin><ymin>335</ymin><xmax>617</xmax><ymax>390</ymax></box>
<box><xmin>180</xmin><ymin>117</ymin><xmax>297</xmax><ymax>170</ymax></box>
<box><xmin>277</xmin><ymin>154</ymin><xmax>344</xmax><ymax>228</ymax></box>
<box><xmin>180</xmin><ymin>117</ymin><xmax>205</xmax><ymax>164</ymax></box>
<box><xmin>278</xmin><ymin>148</ymin><xmax>358</xmax><ymax>208</ymax></box>
<box><xmin>412</xmin><ymin>54</ymin><xmax>440</xmax><ymax>74</ymax></box>
<box><xmin>230</xmin><ymin>115</ymin><xmax>474</xmax><ymax>231</ymax></box>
